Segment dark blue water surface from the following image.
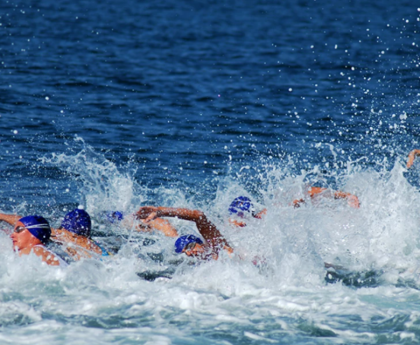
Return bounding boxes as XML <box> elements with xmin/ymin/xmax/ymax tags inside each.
<box><xmin>1</xmin><ymin>1</ymin><xmax>420</xmax><ymax>343</ymax></box>
<box><xmin>1</xmin><ymin>0</ymin><xmax>419</xmax><ymax>199</ymax></box>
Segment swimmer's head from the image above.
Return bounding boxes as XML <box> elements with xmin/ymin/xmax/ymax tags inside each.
<box><xmin>174</xmin><ymin>234</ymin><xmax>203</xmax><ymax>254</ymax></box>
<box><xmin>61</xmin><ymin>209</ymin><xmax>91</xmax><ymax>237</ymax></box>
<box><xmin>18</xmin><ymin>215</ymin><xmax>51</xmax><ymax>244</ymax></box>
<box><xmin>228</xmin><ymin>196</ymin><xmax>254</xmax><ymax>218</ymax></box>
<box><xmin>105</xmin><ymin>211</ymin><xmax>124</xmax><ymax>223</ymax></box>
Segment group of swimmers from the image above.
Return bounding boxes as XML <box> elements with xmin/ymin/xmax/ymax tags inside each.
<box><xmin>0</xmin><ymin>207</ymin><xmax>182</xmax><ymax>266</ymax></box>
<box><xmin>0</xmin><ymin>185</ymin><xmax>359</xmax><ymax>266</ymax></box>
<box><xmin>2</xmin><ymin>150</ymin><xmax>419</xmax><ymax>268</ymax></box>
<box><xmin>1</xmin><ymin>209</ymin><xmax>107</xmax><ymax>266</ymax></box>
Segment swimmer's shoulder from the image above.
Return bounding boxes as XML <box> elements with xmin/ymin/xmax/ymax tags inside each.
<box><xmin>33</xmin><ymin>245</ymin><xmax>66</xmax><ymax>266</ymax></box>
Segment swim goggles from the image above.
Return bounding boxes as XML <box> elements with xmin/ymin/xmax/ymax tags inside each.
<box><xmin>14</xmin><ymin>226</ymin><xmax>27</xmax><ymax>233</ymax></box>
<box><xmin>183</xmin><ymin>241</ymin><xmax>197</xmax><ymax>252</ymax></box>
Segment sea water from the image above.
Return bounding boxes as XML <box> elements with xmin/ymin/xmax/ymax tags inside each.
<box><xmin>1</xmin><ymin>0</ymin><xmax>420</xmax><ymax>343</ymax></box>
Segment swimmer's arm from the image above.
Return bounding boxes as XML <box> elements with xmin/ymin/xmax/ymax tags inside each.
<box><xmin>50</xmin><ymin>228</ymin><xmax>102</xmax><ymax>256</ymax></box>
<box><xmin>110</xmin><ymin>213</ymin><xmax>178</xmax><ymax>238</ymax></box>
<box><xmin>136</xmin><ymin>206</ymin><xmax>233</xmax><ymax>251</ymax></box>
<box><xmin>307</xmin><ymin>186</ymin><xmax>327</xmax><ymax>197</ymax></box>
<box><xmin>304</xmin><ymin>186</ymin><xmax>360</xmax><ymax>208</ymax></box>
<box><xmin>407</xmin><ymin>149</ymin><xmax>420</xmax><ymax>168</ymax></box>
<box><xmin>0</xmin><ymin>213</ymin><xmax>22</xmax><ymax>226</ymax></box>
<box><xmin>253</xmin><ymin>208</ymin><xmax>267</xmax><ymax>219</ymax></box>
<box><xmin>136</xmin><ymin>218</ymin><xmax>178</xmax><ymax>237</ymax></box>
<box><xmin>291</xmin><ymin>187</ymin><xmax>327</xmax><ymax>208</ymax></box>
<box><xmin>333</xmin><ymin>191</ymin><xmax>360</xmax><ymax>208</ymax></box>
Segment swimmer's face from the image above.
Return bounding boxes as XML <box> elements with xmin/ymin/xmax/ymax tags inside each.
<box><xmin>11</xmin><ymin>221</ymin><xmax>40</xmax><ymax>251</ymax></box>
<box><xmin>228</xmin><ymin>209</ymin><xmax>250</xmax><ymax>228</ymax></box>
<box><xmin>228</xmin><ymin>208</ymin><xmax>266</xmax><ymax>228</ymax></box>
<box><xmin>183</xmin><ymin>242</ymin><xmax>206</xmax><ymax>258</ymax></box>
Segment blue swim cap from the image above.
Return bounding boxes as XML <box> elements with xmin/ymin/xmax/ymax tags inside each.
<box><xmin>19</xmin><ymin>215</ymin><xmax>51</xmax><ymax>244</ymax></box>
<box><xmin>174</xmin><ymin>235</ymin><xmax>204</xmax><ymax>253</ymax></box>
<box><xmin>61</xmin><ymin>209</ymin><xmax>91</xmax><ymax>237</ymax></box>
<box><xmin>228</xmin><ymin>196</ymin><xmax>254</xmax><ymax>216</ymax></box>
<box><xmin>105</xmin><ymin>211</ymin><xmax>124</xmax><ymax>224</ymax></box>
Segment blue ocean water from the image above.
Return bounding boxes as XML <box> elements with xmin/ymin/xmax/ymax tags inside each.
<box><xmin>1</xmin><ymin>0</ymin><xmax>420</xmax><ymax>344</ymax></box>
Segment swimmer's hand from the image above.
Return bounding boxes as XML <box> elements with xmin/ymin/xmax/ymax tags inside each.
<box><xmin>135</xmin><ymin>206</ymin><xmax>159</xmax><ymax>223</ymax></box>
<box><xmin>292</xmin><ymin>199</ymin><xmax>305</xmax><ymax>208</ymax></box>
<box><xmin>407</xmin><ymin>149</ymin><xmax>420</xmax><ymax>168</ymax></box>
<box><xmin>253</xmin><ymin>208</ymin><xmax>267</xmax><ymax>219</ymax></box>
<box><xmin>228</xmin><ymin>218</ymin><xmax>247</xmax><ymax>227</ymax></box>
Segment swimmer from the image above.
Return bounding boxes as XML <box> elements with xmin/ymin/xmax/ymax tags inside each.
<box><xmin>407</xmin><ymin>149</ymin><xmax>420</xmax><ymax>168</ymax></box>
<box><xmin>292</xmin><ymin>186</ymin><xmax>360</xmax><ymax>209</ymax></box>
<box><xmin>228</xmin><ymin>187</ymin><xmax>359</xmax><ymax>229</ymax></box>
<box><xmin>105</xmin><ymin>210</ymin><xmax>178</xmax><ymax>237</ymax></box>
<box><xmin>228</xmin><ymin>196</ymin><xmax>267</xmax><ymax>227</ymax></box>
<box><xmin>8</xmin><ymin>215</ymin><xmax>65</xmax><ymax>266</ymax></box>
<box><xmin>136</xmin><ymin>206</ymin><xmax>233</xmax><ymax>260</ymax></box>
<box><xmin>51</xmin><ymin>209</ymin><xmax>111</xmax><ymax>260</ymax></box>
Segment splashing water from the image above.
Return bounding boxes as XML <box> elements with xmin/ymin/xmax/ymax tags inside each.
<box><xmin>1</xmin><ymin>146</ymin><xmax>415</xmax><ymax>343</ymax></box>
